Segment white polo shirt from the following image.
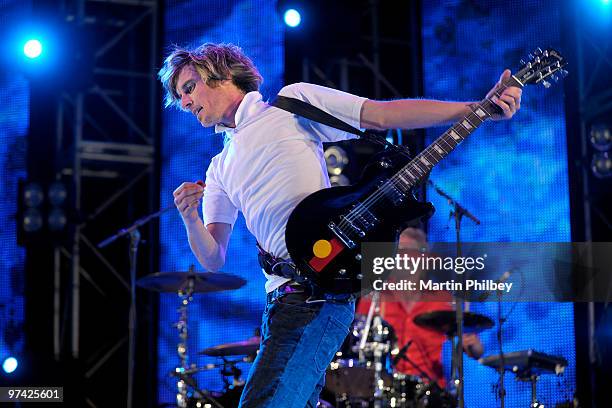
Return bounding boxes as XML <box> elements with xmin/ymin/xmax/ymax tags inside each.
<box><xmin>203</xmin><ymin>82</ymin><xmax>366</xmax><ymax>293</ymax></box>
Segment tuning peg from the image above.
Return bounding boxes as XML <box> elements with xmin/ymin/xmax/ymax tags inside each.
<box><xmin>560</xmin><ymin>69</ymin><xmax>569</xmax><ymax>78</ymax></box>
<box><xmin>520</xmin><ymin>59</ymin><xmax>526</xmax><ymax>66</ymax></box>
<box><xmin>542</xmin><ymin>80</ymin><xmax>551</xmax><ymax>88</ymax></box>
<box><xmin>543</xmin><ymin>50</ymin><xmax>549</xmax><ymax>57</ymax></box>
<box><xmin>528</xmin><ymin>53</ymin><xmax>534</xmax><ymax>60</ymax></box>
<box><xmin>552</xmin><ymin>75</ymin><xmax>559</xmax><ymax>82</ymax></box>
<box><xmin>534</xmin><ymin>47</ymin><xmax>543</xmax><ymax>55</ymax></box>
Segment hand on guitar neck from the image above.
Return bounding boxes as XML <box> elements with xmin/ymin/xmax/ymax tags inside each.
<box><xmin>485</xmin><ymin>69</ymin><xmax>522</xmax><ymax>121</ymax></box>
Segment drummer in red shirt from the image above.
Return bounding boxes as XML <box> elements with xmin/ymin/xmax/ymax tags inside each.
<box><xmin>356</xmin><ymin>227</ymin><xmax>483</xmax><ymax>388</ymax></box>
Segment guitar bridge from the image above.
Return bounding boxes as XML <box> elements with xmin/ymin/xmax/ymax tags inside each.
<box><xmin>328</xmin><ymin>221</ymin><xmax>356</xmax><ymax>249</ymax></box>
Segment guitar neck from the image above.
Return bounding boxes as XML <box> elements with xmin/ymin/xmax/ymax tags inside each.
<box><xmin>393</xmin><ymin>77</ymin><xmax>523</xmax><ymax>191</ymax></box>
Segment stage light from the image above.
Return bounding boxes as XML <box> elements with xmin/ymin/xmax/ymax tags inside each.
<box><xmin>48</xmin><ymin>181</ymin><xmax>67</xmax><ymax>206</ymax></box>
<box><xmin>23</xmin><ymin>39</ymin><xmax>43</xmax><ymax>59</ymax></box>
<box><xmin>2</xmin><ymin>357</ymin><xmax>18</xmax><ymax>374</ymax></box>
<box><xmin>284</xmin><ymin>9</ymin><xmax>301</xmax><ymax>27</ymax></box>
<box><xmin>592</xmin><ymin>152</ymin><xmax>612</xmax><ymax>178</ymax></box>
<box><xmin>23</xmin><ymin>182</ymin><xmax>44</xmax><ymax>207</ymax></box>
<box><xmin>330</xmin><ymin>174</ymin><xmax>351</xmax><ymax>187</ymax></box>
<box><xmin>48</xmin><ymin>208</ymin><xmax>67</xmax><ymax>231</ymax></box>
<box><xmin>18</xmin><ymin>179</ymin><xmax>70</xmax><ymax>245</ymax></box>
<box><xmin>23</xmin><ymin>208</ymin><xmax>43</xmax><ymax>232</ymax></box>
<box><xmin>324</xmin><ymin>146</ymin><xmax>349</xmax><ymax>176</ymax></box>
<box><xmin>590</xmin><ymin>123</ymin><xmax>611</xmax><ymax>151</ymax></box>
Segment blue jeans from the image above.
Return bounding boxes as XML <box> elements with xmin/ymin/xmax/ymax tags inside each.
<box><xmin>238</xmin><ymin>292</ymin><xmax>355</xmax><ymax>407</ymax></box>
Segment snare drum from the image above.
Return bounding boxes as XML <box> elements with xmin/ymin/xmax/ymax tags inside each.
<box><xmin>326</xmin><ymin>358</ymin><xmax>393</xmax><ymax>399</ymax></box>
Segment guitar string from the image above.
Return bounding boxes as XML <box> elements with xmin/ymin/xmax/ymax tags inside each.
<box><xmin>348</xmin><ymin>87</ymin><xmax>507</xmax><ymax>210</ymax></box>
<box><xmin>335</xmin><ymin>83</ymin><xmax>511</xmax><ymax>236</ymax></box>
<box><xmin>339</xmin><ymin>95</ymin><xmax>497</xmax><ymax>228</ymax></box>
<box><xmin>338</xmin><ymin>84</ymin><xmax>509</xmax><ymax>231</ymax></box>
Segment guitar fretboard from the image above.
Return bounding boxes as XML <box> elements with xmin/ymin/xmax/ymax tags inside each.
<box><xmin>387</xmin><ymin>79</ymin><xmax>522</xmax><ymax>194</ymax></box>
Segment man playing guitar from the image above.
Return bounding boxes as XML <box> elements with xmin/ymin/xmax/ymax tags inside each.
<box><xmin>160</xmin><ymin>42</ymin><xmax>520</xmax><ymax>407</ymax></box>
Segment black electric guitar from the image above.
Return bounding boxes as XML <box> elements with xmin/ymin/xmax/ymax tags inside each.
<box><xmin>285</xmin><ymin>47</ymin><xmax>568</xmax><ymax>295</ymax></box>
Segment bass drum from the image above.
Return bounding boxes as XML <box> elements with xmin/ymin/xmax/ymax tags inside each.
<box><xmin>326</xmin><ymin>360</ymin><xmax>394</xmax><ymax>399</ymax></box>
<box><xmin>414</xmin><ymin>382</ymin><xmax>457</xmax><ymax>408</ymax></box>
<box><xmin>384</xmin><ymin>373</ymin><xmax>424</xmax><ymax>408</ymax></box>
<box><xmin>386</xmin><ymin>376</ymin><xmax>457</xmax><ymax>408</ymax></box>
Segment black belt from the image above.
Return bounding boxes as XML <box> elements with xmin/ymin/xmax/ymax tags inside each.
<box><xmin>266</xmin><ymin>282</ymin><xmax>310</xmax><ymax>304</ymax></box>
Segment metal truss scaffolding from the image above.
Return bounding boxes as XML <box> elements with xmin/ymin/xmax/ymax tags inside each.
<box><xmin>286</xmin><ymin>0</ymin><xmax>425</xmax><ymax>192</ymax></box>
<box><xmin>562</xmin><ymin>2</ymin><xmax>612</xmax><ymax>407</ymax></box>
<box><xmin>26</xmin><ymin>0</ymin><xmax>160</xmax><ymax>407</ymax></box>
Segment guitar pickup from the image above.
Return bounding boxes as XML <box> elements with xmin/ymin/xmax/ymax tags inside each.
<box><xmin>328</xmin><ymin>221</ymin><xmax>356</xmax><ymax>249</ymax></box>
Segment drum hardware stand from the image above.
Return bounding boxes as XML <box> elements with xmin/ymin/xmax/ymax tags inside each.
<box><xmin>173</xmin><ymin>267</ymin><xmax>224</xmax><ymax>408</ymax></box>
<box><xmin>171</xmin><ymin>370</ymin><xmax>225</xmax><ymax>408</ymax></box>
<box><xmin>97</xmin><ymin>204</ymin><xmax>175</xmax><ymax>408</ymax></box>
<box><xmin>220</xmin><ymin>358</ymin><xmax>246</xmax><ymax>391</ymax></box>
<box><xmin>496</xmin><ymin>282</ymin><xmax>508</xmax><ymax>408</ymax></box>
<box><xmin>359</xmin><ymin>291</ymin><xmax>390</xmax><ymax>408</ymax></box>
<box><xmin>372</xmin><ymin>314</ymin><xmax>389</xmax><ymax>408</ymax></box>
<box><xmin>520</xmin><ymin>374</ymin><xmax>544</xmax><ymax>408</ymax></box>
<box><xmin>175</xmin><ymin>267</ymin><xmax>196</xmax><ymax>408</ymax></box>
<box><xmin>429</xmin><ymin>180</ymin><xmax>481</xmax><ymax>408</ymax></box>
<box><xmin>358</xmin><ymin>291</ymin><xmax>378</xmax><ymax>359</ymax></box>
<box><xmin>477</xmin><ymin>267</ymin><xmax>516</xmax><ymax>408</ymax></box>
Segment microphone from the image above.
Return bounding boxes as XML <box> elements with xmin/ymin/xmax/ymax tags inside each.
<box><xmin>391</xmin><ymin>340</ymin><xmax>413</xmax><ymax>366</ymax></box>
<box><xmin>477</xmin><ymin>268</ymin><xmax>514</xmax><ymax>302</ymax></box>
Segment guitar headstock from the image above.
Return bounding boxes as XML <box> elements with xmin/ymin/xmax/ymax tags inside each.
<box><xmin>514</xmin><ymin>47</ymin><xmax>568</xmax><ymax>88</ymax></box>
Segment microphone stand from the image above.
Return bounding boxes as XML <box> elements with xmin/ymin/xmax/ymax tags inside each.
<box><xmin>477</xmin><ymin>268</ymin><xmax>514</xmax><ymax>408</ymax></box>
<box><xmin>97</xmin><ymin>204</ymin><xmax>175</xmax><ymax>408</ymax></box>
<box><xmin>496</xmin><ymin>286</ymin><xmax>507</xmax><ymax>408</ymax></box>
<box><xmin>428</xmin><ymin>180</ymin><xmax>480</xmax><ymax>408</ymax></box>
<box><xmin>360</xmin><ymin>292</ymin><xmax>388</xmax><ymax>408</ymax></box>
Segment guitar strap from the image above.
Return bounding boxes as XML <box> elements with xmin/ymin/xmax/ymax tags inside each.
<box><xmin>271</xmin><ymin>95</ymin><xmax>403</xmax><ymax>151</ymax></box>
<box><xmin>271</xmin><ymin>95</ymin><xmax>367</xmax><ymax>137</ymax></box>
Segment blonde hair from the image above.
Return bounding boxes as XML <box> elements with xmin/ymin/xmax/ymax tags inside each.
<box><xmin>158</xmin><ymin>43</ymin><xmax>263</xmax><ymax>109</ymax></box>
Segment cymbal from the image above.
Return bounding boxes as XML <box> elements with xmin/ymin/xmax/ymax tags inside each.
<box><xmin>136</xmin><ymin>272</ymin><xmax>246</xmax><ymax>293</ymax></box>
<box><xmin>413</xmin><ymin>310</ymin><xmax>494</xmax><ymax>336</ymax></box>
<box><xmin>200</xmin><ymin>337</ymin><xmax>260</xmax><ymax>357</ymax></box>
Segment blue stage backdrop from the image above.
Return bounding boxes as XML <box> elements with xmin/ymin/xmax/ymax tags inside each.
<box><xmin>422</xmin><ymin>1</ymin><xmax>574</xmax><ymax>407</ymax></box>
<box><xmin>158</xmin><ymin>0</ymin><xmax>283</xmax><ymax>403</ymax></box>
<box><xmin>0</xmin><ymin>0</ymin><xmax>29</xmax><ymax>380</ymax></box>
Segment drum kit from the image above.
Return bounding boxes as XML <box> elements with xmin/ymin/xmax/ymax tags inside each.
<box><xmin>137</xmin><ymin>270</ymin><xmax>568</xmax><ymax>408</ymax></box>
<box><xmin>322</xmin><ymin>293</ymin><xmax>492</xmax><ymax>408</ymax></box>
<box><xmin>137</xmin><ymin>267</ymin><xmax>249</xmax><ymax>408</ymax></box>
